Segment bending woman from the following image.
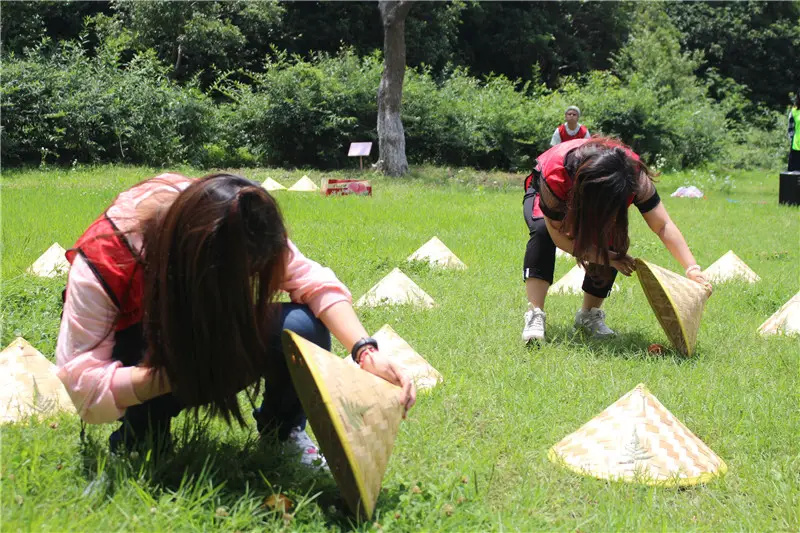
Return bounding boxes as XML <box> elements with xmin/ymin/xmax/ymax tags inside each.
<box><xmin>56</xmin><ymin>173</ymin><xmax>415</xmax><ymax>465</ymax></box>
<box><xmin>521</xmin><ymin>138</ymin><xmax>711</xmax><ymax>343</ymax></box>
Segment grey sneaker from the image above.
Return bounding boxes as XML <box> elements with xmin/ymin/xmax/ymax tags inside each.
<box><xmin>285</xmin><ymin>426</ymin><xmax>328</xmax><ymax>470</ymax></box>
<box><xmin>522</xmin><ymin>305</ymin><xmax>546</xmax><ymax>343</ymax></box>
<box><xmin>574</xmin><ymin>308</ymin><xmax>616</xmax><ymax>338</ymax></box>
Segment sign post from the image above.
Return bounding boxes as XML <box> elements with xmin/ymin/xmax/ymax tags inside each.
<box><xmin>348</xmin><ymin>142</ymin><xmax>373</xmax><ymax>170</ymax></box>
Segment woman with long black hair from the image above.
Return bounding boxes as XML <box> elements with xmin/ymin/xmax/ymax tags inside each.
<box><xmin>521</xmin><ymin>138</ymin><xmax>711</xmax><ymax>343</ymax></box>
<box><xmin>57</xmin><ymin>172</ymin><xmax>415</xmax><ymax>465</ymax></box>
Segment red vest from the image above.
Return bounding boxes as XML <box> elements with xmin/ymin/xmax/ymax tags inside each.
<box><xmin>558</xmin><ymin>123</ymin><xmax>588</xmax><ymax>142</ymax></box>
<box><xmin>530</xmin><ymin>138</ymin><xmax>640</xmax><ymax>217</ymax></box>
<box><xmin>66</xmin><ymin>214</ymin><xmax>144</xmax><ymax>331</ymax></box>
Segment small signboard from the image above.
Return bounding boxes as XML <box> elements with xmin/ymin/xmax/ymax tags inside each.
<box><xmin>348</xmin><ymin>142</ymin><xmax>372</xmax><ymax>157</ymax></box>
<box><xmin>348</xmin><ymin>142</ymin><xmax>373</xmax><ymax>170</ymax></box>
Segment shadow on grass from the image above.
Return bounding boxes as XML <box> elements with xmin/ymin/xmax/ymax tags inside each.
<box><xmin>535</xmin><ymin>323</ymin><xmax>696</xmax><ymax>363</ymax></box>
<box><xmin>76</xmin><ymin>421</ymin><xmax>365</xmax><ymax>529</ymax></box>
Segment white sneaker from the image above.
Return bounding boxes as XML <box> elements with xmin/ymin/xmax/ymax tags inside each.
<box><xmin>522</xmin><ymin>305</ymin><xmax>546</xmax><ymax>343</ymax></box>
<box><xmin>574</xmin><ymin>308</ymin><xmax>616</xmax><ymax>338</ymax></box>
<box><xmin>285</xmin><ymin>426</ymin><xmax>328</xmax><ymax>470</ymax></box>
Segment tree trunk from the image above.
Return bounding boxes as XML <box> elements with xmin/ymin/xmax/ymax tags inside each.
<box><xmin>377</xmin><ymin>0</ymin><xmax>412</xmax><ymax>177</ymax></box>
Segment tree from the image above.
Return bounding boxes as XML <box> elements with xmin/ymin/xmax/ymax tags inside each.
<box><xmin>377</xmin><ymin>1</ymin><xmax>412</xmax><ymax>176</ymax></box>
<box><xmin>666</xmin><ymin>1</ymin><xmax>800</xmax><ymax>112</ymax></box>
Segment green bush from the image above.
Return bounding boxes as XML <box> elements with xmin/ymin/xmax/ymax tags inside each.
<box><xmin>1</xmin><ymin>40</ymin><xmax>215</xmax><ymax>166</ymax></box>
<box><xmin>1</xmin><ymin>38</ymin><xmax>778</xmax><ymax>172</ymax></box>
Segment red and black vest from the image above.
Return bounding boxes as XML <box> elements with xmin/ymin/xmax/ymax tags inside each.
<box><xmin>65</xmin><ymin>214</ymin><xmax>144</xmax><ymax>331</ymax></box>
<box><xmin>524</xmin><ymin>138</ymin><xmax>640</xmax><ymax>218</ymax></box>
<box><xmin>557</xmin><ymin>123</ymin><xmax>588</xmax><ymax>142</ymax></box>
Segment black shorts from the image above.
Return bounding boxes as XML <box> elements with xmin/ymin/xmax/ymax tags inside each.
<box><xmin>522</xmin><ymin>191</ymin><xmax>617</xmax><ymax>299</ymax></box>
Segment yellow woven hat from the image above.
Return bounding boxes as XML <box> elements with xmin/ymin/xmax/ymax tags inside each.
<box><xmin>548</xmin><ymin>383</ymin><xmax>727</xmax><ymax>486</ymax></box>
<box><xmin>635</xmin><ymin>258</ymin><xmax>712</xmax><ymax>356</ymax></box>
<box><xmin>1</xmin><ymin>337</ymin><xmax>76</xmax><ymax>423</ymax></box>
<box><xmin>282</xmin><ymin>331</ymin><xmax>404</xmax><ymax>520</ymax></box>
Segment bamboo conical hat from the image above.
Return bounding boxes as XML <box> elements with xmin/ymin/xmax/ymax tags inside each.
<box><xmin>758</xmin><ymin>290</ymin><xmax>800</xmax><ymax>336</ymax></box>
<box><xmin>288</xmin><ymin>175</ymin><xmax>319</xmax><ymax>191</ymax></box>
<box><xmin>1</xmin><ymin>338</ymin><xmax>76</xmax><ymax>423</ymax></box>
<box><xmin>354</xmin><ymin>268</ymin><xmax>435</xmax><ymax>308</ymax></box>
<box><xmin>282</xmin><ymin>331</ymin><xmax>404</xmax><ymax>520</ymax></box>
<box><xmin>635</xmin><ymin>258</ymin><xmax>711</xmax><ymax>356</ymax></box>
<box><xmin>406</xmin><ymin>236</ymin><xmax>466</xmax><ymax>269</ymax></box>
<box><xmin>550</xmin><ymin>264</ymin><xmax>618</xmax><ymax>295</ymax></box>
<box><xmin>702</xmin><ymin>250</ymin><xmax>760</xmax><ymax>284</ymax></box>
<box><xmin>27</xmin><ymin>243</ymin><xmax>70</xmax><ymax>278</ymax></box>
<box><xmin>345</xmin><ymin>324</ymin><xmax>443</xmax><ymax>391</ymax></box>
<box><xmin>548</xmin><ymin>383</ymin><xmax>727</xmax><ymax>486</ymax></box>
<box><xmin>261</xmin><ymin>177</ymin><xmax>286</xmax><ymax>191</ymax></box>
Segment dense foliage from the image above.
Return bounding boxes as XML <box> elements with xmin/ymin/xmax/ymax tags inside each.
<box><xmin>0</xmin><ymin>1</ymin><xmax>793</xmax><ymax>170</ymax></box>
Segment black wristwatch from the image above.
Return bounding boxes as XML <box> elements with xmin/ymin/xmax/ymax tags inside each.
<box><xmin>351</xmin><ymin>337</ymin><xmax>379</xmax><ymax>364</ymax></box>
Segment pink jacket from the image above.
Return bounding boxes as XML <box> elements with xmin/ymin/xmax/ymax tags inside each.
<box><xmin>56</xmin><ymin>174</ymin><xmax>351</xmax><ymax>423</ymax></box>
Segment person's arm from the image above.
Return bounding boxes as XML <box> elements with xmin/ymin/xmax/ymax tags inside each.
<box><xmin>584</xmin><ymin>128</ymin><xmax>591</xmax><ymax>139</ymax></box>
<box><xmin>543</xmin><ymin>216</ymin><xmax>635</xmax><ymax>275</ymax></box>
<box><xmin>550</xmin><ymin>128</ymin><xmax>561</xmax><ymax>146</ymax></box>
<box><xmin>56</xmin><ymin>256</ymin><xmax>169</xmax><ymax>424</ymax></box>
<box><xmin>641</xmin><ymin>202</ymin><xmax>711</xmax><ymax>289</ymax></box>
<box><xmin>281</xmin><ymin>241</ymin><xmax>416</xmax><ymax>413</ymax></box>
<box><xmin>318</xmin><ymin>301</ymin><xmax>416</xmax><ymax>415</ymax></box>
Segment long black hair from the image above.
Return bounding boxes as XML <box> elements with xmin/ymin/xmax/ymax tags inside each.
<box><xmin>562</xmin><ymin>138</ymin><xmax>655</xmax><ymax>269</ymax></box>
<box><xmin>141</xmin><ymin>173</ymin><xmax>289</xmax><ymax>424</ymax></box>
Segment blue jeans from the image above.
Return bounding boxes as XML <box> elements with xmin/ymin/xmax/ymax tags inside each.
<box><xmin>109</xmin><ymin>303</ymin><xmax>330</xmax><ymax>450</ymax></box>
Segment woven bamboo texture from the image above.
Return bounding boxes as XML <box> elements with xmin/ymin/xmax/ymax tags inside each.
<box><xmin>758</xmin><ymin>290</ymin><xmax>800</xmax><ymax>336</ymax></box>
<box><xmin>407</xmin><ymin>236</ymin><xmax>466</xmax><ymax>269</ymax></box>
<box><xmin>702</xmin><ymin>250</ymin><xmax>760</xmax><ymax>284</ymax></box>
<box><xmin>345</xmin><ymin>324</ymin><xmax>442</xmax><ymax>392</ymax></box>
<box><xmin>1</xmin><ymin>337</ymin><xmax>76</xmax><ymax>423</ymax></box>
<box><xmin>27</xmin><ymin>243</ymin><xmax>69</xmax><ymax>278</ymax></box>
<box><xmin>261</xmin><ymin>177</ymin><xmax>286</xmax><ymax>191</ymax></box>
<box><xmin>282</xmin><ymin>331</ymin><xmax>404</xmax><ymax>520</ymax></box>
<box><xmin>288</xmin><ymin>176</ymin><xmax>318</xmax><ymax>191</ymax></box>
<box><xmin>548</xmin><ymin>383</ymin><xmax>727</xmax><ymax>486</ymax></box>
<box><xmin>355</xmin><ymin>268</ymin><xmax>435</xmax><ymax>308</ymax></box>
<box><xmin>635</xmin><ymin>258</ymin><xmax>711</xmax><ymax>356</ymax></box>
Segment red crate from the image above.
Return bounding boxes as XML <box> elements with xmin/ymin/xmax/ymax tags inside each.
<box><xmin>321</xmin><ymin>178</ymin><xmax>372</xmax><ymax>196</ymax></box>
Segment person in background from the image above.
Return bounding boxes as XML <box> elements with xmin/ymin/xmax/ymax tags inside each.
<box><xmin>521</xmin><ymin>138</ymin><xmax>711</xmax><ymax>344</ymax></box>
<box><xmin>788</xmin><ymin>90</ymin><xmax>800</xmax><ymax>171</ymax></box>
<box><xmin>550</xmin><ymin>105</ymin><xmax>591</xmax><ymax>146</ymax></box>
<box><xmin>56</xmin><ymin>172</ymin><xmax>416</xmax><ymax>466</ymax></box>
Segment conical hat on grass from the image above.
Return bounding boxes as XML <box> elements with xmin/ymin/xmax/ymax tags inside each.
<box><xmin>635</xmin><ymin>258</ymin><xmax>711</xmax><ymax>356</ymax></box>
<box><xmin>548</xmin><ymin>383</ymin><xmax>727</xmax><ymax>486</ymax></box>
<box><xmin>27</xmin><ymin>243</ymin><xmax>70</xmax><ymax>278</ymax></box>
<box><xmin>758</xmin><ymin>290</ymin><xmax>800</xmax><ymax>336</ymax></box>
<box><xmin>550</xmin><ymin>264</ymin><xmax>618</xmax><ymax>295</ymax></box>
<box><xmin>288</xmin><ymin>175</ymin><xmax>319</xmax><ymax>192</ymax></box>
<box><xmin>354</xmin><ymin>268</ymin><xmax>435</xmax><ymax>308</ymax></box>
<box><xmin>282</xmin><ymin>331</ymin><xmax>404</xmax><ymax>520</ymax></box>
<box><xmin>702</xmin><ymin>250</ymin><xmax>760</xmax><ymax>284</ymax></box>
<box><xmin>550</xmin><ymin>264</ymin><xmax>586</xmax><ymax>295</ymax></box>
<box><xmin>345</xmin><ymin>324</ymin><xmax>442</xmax><ymax>391</ymax></box>
<box><xmin>262</xmin><ymin>177</ymin><xmax>286</xmax><ymax>191</ymax></box>
<box><xmin>406</xmin><ymin>236</ymin><xmax>466</xmax><ymax>269</ymax></box>
<box><xmin>1</xmin><ymin>338</ymin><xmax>76</xmax><ymax>424</ymax></box>
<box><xmin>555</xmin><ymin>248</ymin><xmax>571</xmax><ymax>260</ymax></box>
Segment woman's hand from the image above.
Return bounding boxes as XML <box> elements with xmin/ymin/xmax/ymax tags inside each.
<box><xmin>687</xmin><ymin>269</ymin><xmax>713</xmax><ymax>294</ymax></box>
<box><xmin>357</xmin><ymin>347</ymin><xmax>416</xmax><ymax>417</ymax></box>
<box><xmin>610</xmin><ymin>254</ymin><xmax>636</xmax><ymax>276</ymax></box>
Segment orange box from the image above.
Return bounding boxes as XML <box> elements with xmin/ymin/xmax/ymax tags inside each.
<box><xmin>321</xmin><ymin>178</ymin><xmax>372</xmax><ymax>196</ymax></box>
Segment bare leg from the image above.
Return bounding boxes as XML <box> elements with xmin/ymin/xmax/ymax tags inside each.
<box><xmin>581</xmin><ymin>292</ymin><xmax>605</xmax><ymax>311</ymax></box>
<box><xmin>526</xmin><ymin>278</ymin><xmax>550</xmax><ymax>309</ymax></box>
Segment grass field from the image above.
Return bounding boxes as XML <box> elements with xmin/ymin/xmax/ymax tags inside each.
<box><xmin>1</xmin><ymin>164</ymin><xmax>798</xmax><ymax>531</ymax></box>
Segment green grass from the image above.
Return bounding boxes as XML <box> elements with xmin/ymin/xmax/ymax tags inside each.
<box><xmin>1</xmin><ymin>164</ymin><xmax>798</xmax><ymax>531</ymax></box>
